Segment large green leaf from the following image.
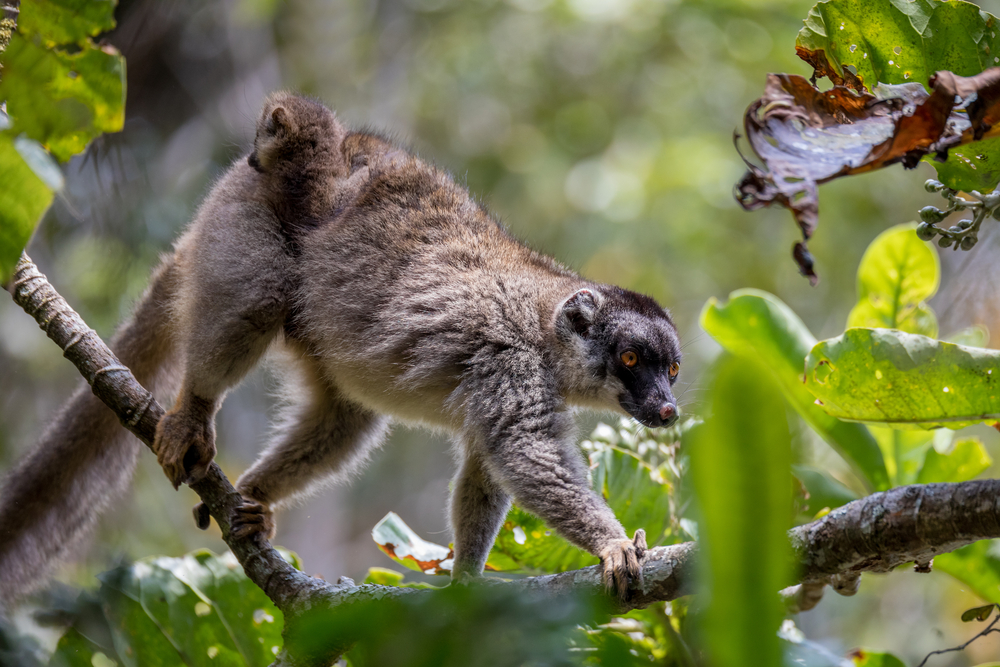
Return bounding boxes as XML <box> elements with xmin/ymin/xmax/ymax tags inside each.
<box><xmin>701</xmin><ymin>289</ymin><xmax>888</xmax><ymax>491</ymax></box>
<box><xmin>805</xmin><ymin>328</ymin><xmax>1000</xmax><ymax>429</ymax></box>
<box><xmin>17</xmin><ymin>0</ymin><xmax>117</xmax><ymax>46</ymax></box>
<box><xmin>915</xmin><ymin>438</ymin><xmax>992</xmax><ymax>483</ymax></box>
<box><xmin>795</xmin><ymin>0</ymin><xmax>1000</xmax><ymax>191</ymax></box>
<box><xmin>935</xmin><ymin>540</ymin><xmax>1000</xmax><ymax>605</ymax></box>
<box><xmin>49</xmin><ymin>550</ymin><xmax>292</xmax><ymax>667</ymax></box>
<box><xmin>797</xmin><ymin>0</ymin><xmax>999</xmax><ymax>91</ymax></box>
<box><xmin>0</xmin><ymin>31</ymin><xmax>125</xmax><ymax>161</ymax></box>
<box><xmin>689</xmin><ymin>355</ymin><xmax>792</xmax><ymax>667</ymax></box>
<box><xmin>847</xmin><ymin>224</ymin><xmax>939</xmax><ymax>338</ymax></box>
<box><xmin>0</xmin><ymin>132</ymin><xmax>56</xmax><ymax>282</ymax></box>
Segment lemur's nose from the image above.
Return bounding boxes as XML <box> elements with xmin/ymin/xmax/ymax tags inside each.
<box><xmin>659</xmin><ymin>403</ymin><xmax>676</xmax><ymax>422</ymax></box>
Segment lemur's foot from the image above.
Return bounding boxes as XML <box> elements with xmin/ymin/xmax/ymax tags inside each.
<box><xmin>230</xmin><ymin>501</ymin><xmax>276</xmax><ymax>540</ymax></box>
<box><xmin>599</xmin><ymin>529</ymin><xmax>647</xmax><ymax>601</ymax></box>
<box><xmin>193</xmin><ymin>502</ymin><xmax>211</xmax><ymax>530</ymax></box>
<box><xmin>154</xmin><ymin>403</ymin><xmax>216</xmax><ymax>489</ymax></box>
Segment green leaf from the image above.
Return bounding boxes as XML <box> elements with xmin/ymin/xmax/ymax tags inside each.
<box><xmin>0</xmin><ymin>31</ymin><xmax>125</xmax><ymax>161</ymax></box>
<box><xmin>797</xmin><ymin>0</ymin><xmax>1000</xmax><ymax>90</ymax></box>
<box><xmin>927</xmin><ymin>136</ymin><xmax>1000</xmax><ymax>193</ymax></box>
<box><xmin>689</xmin><ymin>355</ymin><xmax>793</xmax><ymax>667</ymax></box>
<box><xmin>701</xmin><ymin>289</ymin><xmax>889</xmax><ymax>491</ymax></box>
<box><xmin>0</xmin><ymin>133</ymin><xmax>55</xmax><ymax>282</ymax></box>
<box><xmin>916</xmin><ymin>438</ymin><xmax>992</xmax><ymax>483</ymax></box>
<box><xmin>796</xmin><ymin>0</ymin><xmax>1000</xmax><ymax>191</ymax></box>
<box><xmin>961</xmin><ymin>604</ymin><xmax>998</xmax><ymax>622</ymax></box>
<box><xmin>49</xmin><ymin>628</ymin><xmax>102</xmax><ymax>667</ymax></box>
<box><xmin>51</xmin><ymin>549</ymin><xmax>290</xmax><ymax>667</ymax></box>
<box><xmin>372</xmin><ymin>511</ymin><xmax>453</xmax><ymax>575</ymax></box>
<box><xmin>847</xmin><ymin>224</ymin><xmax>939</xmax><ymax>338</ymax></box>
<box><xmin>935</xmin><ymin>540</ymin><xmax>1000</xmax><ymax>605</ymax></box>
<box><xmin>18</xmin><ymin>0</ymin><xmax>117</xmax><ymax>46</ymax></box>
<box><xmin>805</xmin><ymin>328</ymin><xmax>1000</xmax><ymax>429</ymax></box>
<box><xmin>849</xmin><ymin>648</ymin><xmax>908</xmax><ymax>667</ymax></box>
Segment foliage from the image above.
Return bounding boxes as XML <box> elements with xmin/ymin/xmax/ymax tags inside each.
<box><xmin>736</xmin><ymin>0</ymin><xmax>1000</xmax><ymax>278</ymax></box>
<box><xmin>805</xmin><ymin>328</ymin><xmax>1000</xmax><ymax>429</ymax></box>
<box><xmin>47</xmin><ymin>549</ymin><xmax>294</xmax><ymax>667</ymax></box>
<box><xmin>687</xmin><ymin>355</ymin><xmax>793</xmax><ymax>667</ymax></box>
<box><xmin>0</xmin><ymin>0</ymin><xmax>124</xmax><ymax>281</ymax></box>
<box><xmin>701</xmin><ymin>288</ymin><xmax>889</xmax><ymax>491</ymax></box>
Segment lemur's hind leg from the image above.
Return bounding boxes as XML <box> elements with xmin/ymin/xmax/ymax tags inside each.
<box><xmin>449</xmin><ymin>450</ymin><xmax>511</xmax><ymax>581</ymax></box>
<box><xmin>196</xmin><ymin>350</ymin><xmax>389</xmax><ymax>539</ymax></box>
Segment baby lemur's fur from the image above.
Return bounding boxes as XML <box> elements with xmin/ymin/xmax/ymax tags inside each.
<box><xmin>0</xmin><ymin>93</ymin><xmax>681</xmax><ymax>607</ymax></box>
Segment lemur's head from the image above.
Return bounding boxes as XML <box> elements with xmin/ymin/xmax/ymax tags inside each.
<box><xmin>555</xmin><ymin>286</ymin><xmax>681</xmax><ymax>428</ymax></box>
<box><xmin>248</xmin><ymin>92</ymin><xmax>341</xmax><ymax>175</ymax></box>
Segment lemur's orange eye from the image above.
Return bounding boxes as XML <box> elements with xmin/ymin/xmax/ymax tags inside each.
<box><xmin>669</xmin><ymin>362</ymin><xmax>680</xmax><ymax>379</ymax></box>
<box><xmin>620</xmin><ymin>351</ymin><xmax>638</xmax><ymax>367</ymax></box>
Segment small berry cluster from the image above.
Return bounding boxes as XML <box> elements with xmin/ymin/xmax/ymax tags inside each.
<box><xmin>916</xmin><ymin>180</ymin><xmax>1000</xmax><ymax>250</ymax></box>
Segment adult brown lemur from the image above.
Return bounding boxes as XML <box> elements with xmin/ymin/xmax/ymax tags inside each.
<box><xmin>0</xmin><ymin>92</ymin><xmax>681</xmax><ymax>606</ymax></box>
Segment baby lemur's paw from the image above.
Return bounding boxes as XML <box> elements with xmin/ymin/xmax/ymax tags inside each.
<box><xmin>154</xmin><ymin>406</ymin><xmax>216</xmax><ymax>489</ymax></box>
<box><xmin>599</xmin><ymin>529</ymin><xmax>647</xmax><ymax>601</ymax></box>
<box><xmin>230</xmin><ymin>501</ymin><xmax>276</xmax><ymax>541</ymax></box>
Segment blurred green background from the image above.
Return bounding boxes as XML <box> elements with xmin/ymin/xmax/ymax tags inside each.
<box><xmin>3</xmin><ymin>0</ymin><xmax>1000</xmax><ymax>663</ymax></box>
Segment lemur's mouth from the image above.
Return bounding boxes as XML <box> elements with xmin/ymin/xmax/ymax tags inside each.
<box><xmin>248</xmin><ymin>150</ymin><xmax>262</xmax><ymax>172</ymax></box>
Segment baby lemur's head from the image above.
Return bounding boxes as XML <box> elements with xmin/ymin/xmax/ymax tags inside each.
<box><xmin>555</xmin><ymin>287</ymin><xmax>681</xmax><ymax>428</ymax></box>
<box><xmin>248</xmin><ymin>91</ymin><xmax>343</xmax><ymax>177</ymax></box>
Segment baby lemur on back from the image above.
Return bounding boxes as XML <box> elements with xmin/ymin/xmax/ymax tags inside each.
<box><xmin>0</xmin><ymin>93</ymin><xmax>681</xmax><ymax>606</ymax></box>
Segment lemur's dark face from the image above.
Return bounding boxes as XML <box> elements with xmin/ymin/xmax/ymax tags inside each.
<box><xmin>593</xmin><ymin>289</ymin><xmax>682</xmax><ymax>428</ymax></box>
<box><xmin>559</xmin><ymin>286</ymin><xmax>682</xmax><ymax>428</ymax></box>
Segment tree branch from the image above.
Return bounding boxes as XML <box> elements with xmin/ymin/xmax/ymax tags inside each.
<box><xmin>10</xmin><ymin>252</ymin><xmax>1000</xmax><ymax>665</ymax></box>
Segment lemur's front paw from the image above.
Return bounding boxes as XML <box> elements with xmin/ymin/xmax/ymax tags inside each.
<box><xmin>154</xmin><ymin>407</ymin><xmax>216</xmax><ymax>489</ymax></box>
<box><xmin>230</xmin><ymin>500</ymin><xmax>276</xmax><ymax>541</ymax></box>
<box><xmin>599</xmin><ymin>529</ymin><xmax>647</xmax><ymax>601</ymax></box>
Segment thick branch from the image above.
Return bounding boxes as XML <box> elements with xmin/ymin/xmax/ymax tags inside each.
<box><xmin>10</xmin><ymin>252</ymin><xmax>1000</xmax><ymax>664</ymax></box>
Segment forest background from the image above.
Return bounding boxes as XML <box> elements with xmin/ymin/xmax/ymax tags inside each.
<box><xmin>3</xmin><ymin>0</ymin><xmax>1000</xmax><ymax>663</ymax></box>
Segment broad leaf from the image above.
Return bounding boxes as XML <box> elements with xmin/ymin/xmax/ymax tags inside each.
<box><xmin>0</xmin><ymin>133</ymin><xmax>56</xmax><ymax>282</ymax></box>
<box><xmin>916</xmin><ymin>438</ymin><xmax>992</xmax><ymax>483</ymax></box>
<box><xmin>689</xmin><ymin>355</ymin><xmax>793</xmax><ymax>667</ymax></box>
<box><xmin>847</xmin><ymin>224</ymin><xmax>939</xmax><ymax>337</ymax></box>
<box><xmin>50</xmin><ymin>549</ymin><xmax>292</xmax><ymax>667</ymax></box>
<box><xmin>797</xmin><ymin>0</ymin><xmax>1000</xmax><ymax>92</ymax></box>
<box><xmin>796</xmin><ymin>0</ymin><xmax>1000</xmax><ymax>193</ymax></box>
<box><xmin>18</xmin><ymin>0</ymin><xmax>117</xmax><ymax>46</ymax></box>
<box><xmin>701</xmin><ymin>289</ymin><xmax>888</xmax><ymax>490</ymax></box>
<box><xmin>372</xmin><ymin>511</ymin><xmax>453</xmax><ymax>575</ymax></box>
<box><xmin>805</xmin><ymin>328</ymin><xmax>1000</xmax><ymax>429</ymax></box>
<box><xmin>0</xmin><ymin>31</ymin><xmax>125</xmax><ymax>161</ymax></box>
<box><xmin>935</xmin><ymin>540</ymin><xmax>1000</xmax><ymax>605</ymax></box>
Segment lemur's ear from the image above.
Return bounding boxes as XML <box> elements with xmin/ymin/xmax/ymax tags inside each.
<box><xmin>558</xmin><ymin>289</ymin><xmax>601</xmax><ymax>338</ymax></box>
<box><xmin>266</xmin><ymin>106</ymin><xmax>291</xmax><ymax>136</ymax></box>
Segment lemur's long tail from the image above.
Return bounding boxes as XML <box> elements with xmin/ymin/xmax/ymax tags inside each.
<box><xmin>0</xmin><ymin>256</ymin><xmax>181</xmax><ymax>609</ymax></box>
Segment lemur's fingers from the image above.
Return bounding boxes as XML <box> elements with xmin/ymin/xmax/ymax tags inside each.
<box><xmin>193</xmin><ymin>502</ymin><xmax>211</xmax><ymax>530</ymax></box>
<box><xmin>230</xmin><ymin>501</ymin><xmax>276</xmax><ymax>540</ymax></box>
<box><xmin>599</xmin><ymin>535</ymin><xmax>647</xmax><ymax>602</ymax></box>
